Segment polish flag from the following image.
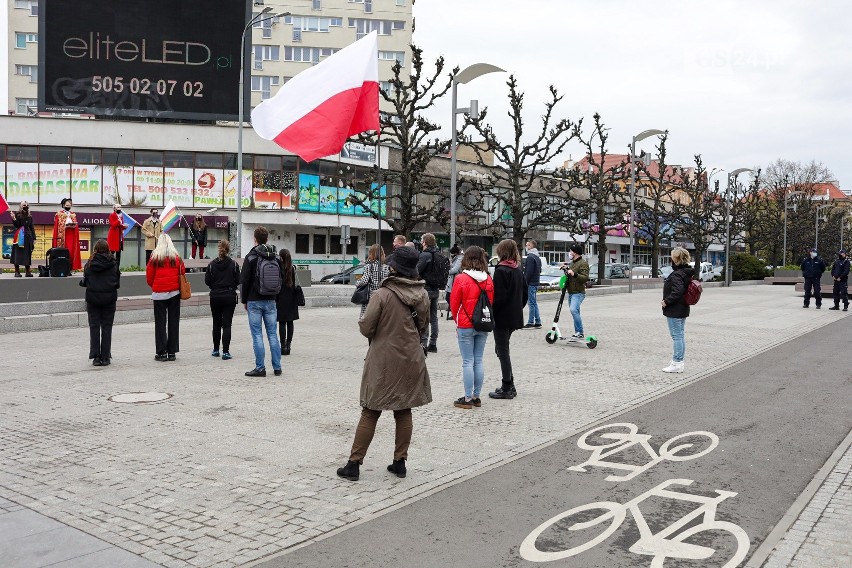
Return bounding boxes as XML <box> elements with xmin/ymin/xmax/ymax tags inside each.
<box><xmin>251</xmin><ymin>31</ymin><xmax>379</xmax><ymax>162</ymax></box>
<box><xmin>0</xmin><ymin>192</ymin><xmax>9</xmax><ymax>217</ymax></box>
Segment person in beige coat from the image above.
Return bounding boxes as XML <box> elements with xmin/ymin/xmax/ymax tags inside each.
<box><xmin>141</xmin><ymin>208</ymin><xmax>163</xmax><ymax>264</ymax></box>
<box><xmin>337</xmin><ymin>246</ymin><xmax>431</xmax><ymax>481</ymax></box>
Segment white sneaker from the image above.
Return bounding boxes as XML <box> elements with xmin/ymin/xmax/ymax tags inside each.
<box><xmin>662</xmin><ymin>361</ymin><xmax>684</xmax><ymax>373</ymax></box>
<box><xmin>571</xmin><ymin>332</ymin><xmax>585</xmax><ymax>339</ymax></box>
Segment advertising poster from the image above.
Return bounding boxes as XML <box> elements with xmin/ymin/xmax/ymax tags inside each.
<box><xmin>319</xmin><ymin>185</ymin><xmax>338</xmax><ymax>214</ymax></box>
<box><xmin>282</xmin><ymin>171</ymin><xmax>296</xmax><ymax>210</ymax></box>
<box><xmin>133</xmin><ymin>168</ymin><xmax>165</xmax><ymax>207</ymax></box>
<box><xmin>337</xmin><ymin>187</ymin><xmax>355</xmax><ymax>216</ymax></box>
<box><xmin>355</xmin><ymin>184</ymin><xmax>386</xmax><ymax>217</ymax></box>
<box><xmin>194</xmin><ymin>169</ymin><xmax>224</xmax><ymax>209</ymax></box>
<box><xmin>70</xmin><ymin>164</ymin><xmax>102</xmax><ymax>205</ymax></box>
<box><xmin>102</xmin><ymin>166</ymin><xmax>134</xmax><ymax>205</ymax></box>
<box><xmin>253</xmin><ymin>170</ymin><xmax>283</xmax><ymax>210</ymax></box>
<box><xmin>298</xmin><ymin>174</ymin><xmax>320</xmax><ymax>212</ymax></box>
<box><xmin>223</xmin><ymin>170</ymin><xmax>253</xmax><ymax>209</ymax></box>
<box><xmin>38</xmin><ymin>164</ymin><xmax>71</xmax><ymax>205</ymax></box>
<box><xmin>4</xmin><ymin>163</ymin><xmax>40</xmax><ymax>204</ymax></box>
<box><xmin>2</xmin><ymin>226</ymin><xmax>12</xmax><ymax>259</ymax></box>
<box><xmin>163</xmin><ymin>168</ymin><xmax>195</xmax><ymax>208</ymax></box>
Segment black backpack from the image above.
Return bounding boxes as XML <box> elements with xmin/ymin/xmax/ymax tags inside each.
<box><xmin>255</xmin><ymin>247</ymin><xmax>282</xmax><ymax>296</ymax></box>
<box><xmin>462</xmin><ymin>275</ymin><xmax>494</xmax><ymax>332</ymax></box>
<box><xmin>424</xmin><ymin>250</ymin><xmax>451</xmax><ymax>290</ymax></box>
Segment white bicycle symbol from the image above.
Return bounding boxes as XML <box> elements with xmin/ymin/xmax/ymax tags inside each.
<box><xmin>568</xmin><ymin>422</ymin><xmax>719</xmax><ymax>481</ymax></box>
<box><xmin>519</xmin><ymin>478</ymin><xmax>749</xmax><ymax>567</ymax></box>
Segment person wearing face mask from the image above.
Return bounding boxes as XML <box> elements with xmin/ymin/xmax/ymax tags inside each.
<box><xmin>52</xmin><ymin>198</ymin><xmax>82</xmax><ymax>270</ymax></box>
<box><xmin>800</xmin><ymin>247</ymin><xmax>826</xmax><ymax>309</ymax></box>
<box><xmin>10</xmin><ymin>201</ymin><xmax>36</xmax><ymax>277</ymax></box>
<box><xmin>141</xmin><ymin>208</ymin><xmax>163</xmax><ymax>265</ymax></box>
<box><xmin>188</xmin><ymin>214</ymin><xmax>208</xmax><ymax>259</ymax></box>
<box><xmin>559</xmin><ymin>244</ymin><xmax>591</xmax><ymax>339</ymax></box>
<box><xmin>107</xmin><ymin>203</ymin><xmax>128</xmax><ymax>266</ymax></box>
<box><xmin>829</xmin><ymin>249</ymin><xmax>850</xmax><ymax>311</ymax></box>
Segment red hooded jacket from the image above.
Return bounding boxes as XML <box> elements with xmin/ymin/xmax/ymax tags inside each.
<box><xmin>146</xmin><ymin>257</ymin><xmax>184</xmax><ymax>293</ymax></box>
<box><xmin>450</xmin><ymin>270</ymin><xmax>495</xmax><ymax>329</ymax></box>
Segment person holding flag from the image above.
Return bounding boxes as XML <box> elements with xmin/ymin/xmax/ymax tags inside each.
<box><xmin>10</xmin><ymin>201</ymin><xmax>36</xmax><ymax>277</ymax></box>
<box><xmin>53</xmin><ymin>198</ymin><xmax>82</xmax><ymax>271</ymax></box>
<box><xmin>159</xmin><ymin>200</ymin><xmax>182</xmax><ymax>234</ymax></box>
<box><xmin>107</xmin><ymin>203</ymin><xmax>129</xmax><ymax>265</ymax></box>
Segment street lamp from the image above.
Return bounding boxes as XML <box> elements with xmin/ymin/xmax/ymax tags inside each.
<box><xmin>725</xmin><ymin>168</ymin><xmax>752</xmax><ymax>287</ymax></box>
<box><xmin>782</xmin><ymin>190</ymin><xmax>804</xmax><ymax>266</ymax></box>
<box><xmin>815</xmin><ymin>203</ymin><xmax>833</xmax><ymax>250</ymax></box>
<box><xmin>628</xmin><ymin>129</ymin><xmax>665</xmax><ymax>293</ymax></box>
<box><xmin>237</xmin><ymin>8</ymin><xmax>289</xmax><ymax>257</ymax></box>
<box><xmin>449</xmin><ymin>63</ymin><xmax>505</xmax><ymax>248</ymax></box>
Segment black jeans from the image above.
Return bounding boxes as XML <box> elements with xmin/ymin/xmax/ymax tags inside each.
<box><xmin>279</xmin><ymin>320</ymin><xmax>295</xmax><ymax>346</ymax></box>
<box><xmin>145</xmin><ymin>250</ymin><xmax>152</xmax><ymax>264</ymax></box>
<box><xmin>210</xmin><ymin>297</ymin><xmax>237</xmax><ymax>352</ymax></box>
<box><xmin>833</xmin><ymin>279</ymin><xmax>849</xmax><ymax>307</ymax></box>
<box><xmin>420</xmin><ymin>292</ymin><xmax>439</xmax><ymax>347</ymax></box>
<box><xmin>87</xmin><ymin>302</ymin><xmax>116</xmax><ymax>359</ymax></box>
<box><xmin>804</xmin><ymin>277</ymin><xmax>821</xmax><ymax>307</ymax></box>
<box><xmin>153</xmin><ymin>295</ymin><xmax>181</xmax><ymax>355</ymax></box>
<box><xmin>113</xmin><ymin>250</ymin><xmax>121</xmax><ymax>265</ymax></box>
<box><xmin>493</xmin><ymin>327</ymin><xmax>515</xmax><ymax>389</ymax></box>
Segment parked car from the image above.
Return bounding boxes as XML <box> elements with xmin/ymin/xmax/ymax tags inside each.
<box><xmin>539</xmin><ymin>265</ymin><xmax>565</xmax><ymax>290</ymax></box>
<box><xmin>630</xmin><ymin>265</ymin><xmax>652</xmax><ymax>278</ymax></box>
<box><xmin>320</xmin><ymin>265</ymin><xmax>364</xmax><ymax>284</ymax></box>
<box><xmin>698</xmin><ymin>262</ymin><xmax>715</xmax><ymax>282</ymax></box>
<box><xmin>588</xmin><ymin>263</ymin><xmax>629</xmax><ymax>284</ymax></box>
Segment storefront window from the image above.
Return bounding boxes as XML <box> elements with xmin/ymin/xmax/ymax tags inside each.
<box><xmin>6</xmin><ymin>145</ymin><xmax>37</xmax><ymax>162</ymax></box>
<box><xmin>295</xmin><ymin>233</ymin><xmax>310</xmax><ymax>254</ymax></box>
<box><xmin>72</xmin><ymin>148</ymin><xmax>101</xmax><ymax>164</ymax></box>
<box><xmin>102</xmin><ymin>149</ymin><xmax>133</xmax><ymax>166</ymax></box>
<box><xmin>39</xmin><ymin>146</ymin><xmax>70</xmax><ymax>163</ymax></box>
<box><xmin>313</xmin><ymin>233</ymin><xmax>327</xmax><ymax>255</ymax></box>
<box><xmin>135</xmin><ymin>151</ymin><xmax>163</xmax><ymax>167</ymax></box>
<box><xmin>196</xmin><ymin>153</ymin><xmax>223</xmax><ymax>168</ymax></box>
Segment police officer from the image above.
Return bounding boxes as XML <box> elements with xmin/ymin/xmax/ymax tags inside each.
<box><xmin>801</xmin><ymin>247</ymin><xmax>826</xmax><ymax>309</ymax></box>
<box><xmin>829</xmin><ymin>249</ymin><xmax>850</xmax><ymax>311</ymax></box>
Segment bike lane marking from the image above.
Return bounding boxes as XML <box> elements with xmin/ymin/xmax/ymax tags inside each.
<box><xmin>252</xmin><ymin>317</ymin><xmax>852</xmax><ymax>568</ymax></box>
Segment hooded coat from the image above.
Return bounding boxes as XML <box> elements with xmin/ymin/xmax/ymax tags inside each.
<box><xmin>358</xmin><ymin>276</ymin><xmax>432</xmax><ymax>411</ymax></box>
<box><xmin>450</xmin><ymin>270</ymin><xmax>495</xmax><ymax>328</ymax></box>
<box><xmin>82</xmin><ymin>253</ymin><xmax>120</xmax><ymax>305</ymax></box>
<box><xmin>492</xmin><ymin>261</ymin><xmax>528</xmax><ymax>330</ymax></box>
<box><xmin>205</xmin><ymin>256</ymin><xmax>240</xmax><ymax>302</ymax></box>
<box><xmin>662</xmin><ymin>263</ymin><xmax>696</xmax><ymax>319</ymax></box>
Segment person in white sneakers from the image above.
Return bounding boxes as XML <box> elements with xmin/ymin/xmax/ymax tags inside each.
<box><xmin>660</xmin><ymin>247</ymin><xmax>695</xmax><ymax>373</ymax></box>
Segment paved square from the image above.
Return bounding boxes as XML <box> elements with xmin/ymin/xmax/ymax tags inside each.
<box><xmin>0</xmin><ymin>285</ymin><xmax>844</xmax><ymax>567</ymax></box>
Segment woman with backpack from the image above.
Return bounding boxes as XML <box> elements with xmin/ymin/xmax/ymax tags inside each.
<box><xmin>205</xmin><ymin>240</ymin><xmax>240</xmax><ymax>360</ymax></box>
<box><xmin>661</xmin><ymin>247</ymin><xmax>696</xmax><ymax>374</ymax></box>
<box><xmin>336</xmin><ymin>246</ymin><xmax>431</xmax><ymax>482</ymax></box>
<box><xmin>444</xmin><ymin>244</ymin><xmax>463</xmax><ymax>320</ymax></box>
<box><xmin>81</xmin><ymin>240</ymin><xmax>120</xmax><ymax>366</ymax></box>
<box><xmin>357</xmin><ymin>244</ymin><xmax>389</xmax><ymax>320</ymax></box>
<box><xmin>449</xmin><ymin>246</ymin><xmax>495</xmax><ymax>409</ymax></box>
<box><xmin>276</xmin><ymin>248</ymin><xmax>300</xmax><ymax>356</ymax></box>
<box><xmin>146</xmin><ymin>234</ymin><xmax>185</xmax><ymax>362</ymax></box>
<box><xmin>488</xmin><ymin>239</ymin><xmax>528</xmax><ymax>400</ymax></box>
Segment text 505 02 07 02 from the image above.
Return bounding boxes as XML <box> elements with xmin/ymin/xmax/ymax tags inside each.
<box><xmin>90</xmin><ymin>76</ymin><xmax>204</xmax><ymax>98</ymax></box>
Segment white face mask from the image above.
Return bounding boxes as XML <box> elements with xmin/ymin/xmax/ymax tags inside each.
<box><xmin>811</xmin><ymin>252</ymin><xmax>818</xmax><ymax>258</ymax></box>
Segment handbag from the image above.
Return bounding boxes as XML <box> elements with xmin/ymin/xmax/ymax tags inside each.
<box><xmin>292</xmin><ymin>267</ymin><xmax>305</xmax><ymax>306</ymax></box>
<box><xmin>179</xmin><ymin>264</ymin><xmax>192</xmax><ymax>300</ymax></box>
<box><xmin>350</xmin><ymin>283</ymin><xmax>369</xmax><ymax>305</ymax></box>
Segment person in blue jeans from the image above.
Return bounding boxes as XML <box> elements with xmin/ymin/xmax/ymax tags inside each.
<box><xmin>561</xmin><ymin>244</ymin><xmax>590</xmax><ymax>338</ymax></box>
<box><xmin>661</xmin><ymin>247</ymin><xmax>695</xmax><ymax>373</ymax></box>
<box><xmin>523</xmin><ymin>240</ymin><xmax>542</xmax><ymax>328</ymax></box>
<box><xmin>240</xmin><ymin>226</ymin><xmax>283</xmax><ymax>377</ymax></box>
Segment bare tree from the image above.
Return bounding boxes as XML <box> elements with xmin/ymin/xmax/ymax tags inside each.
<box><xmin>462</xmin><ymin>75</ymin><xmax>581</xmax><ymax>246</ymax></box>
<box><xmin>673</xmin><ymin>155</ymin><xmax>721</xmax><ymax>273</ymax></box>
<box><xmin>351</xmin><ymin>45</ymin><xmax>458</xmax><ymax>238</ymax></box>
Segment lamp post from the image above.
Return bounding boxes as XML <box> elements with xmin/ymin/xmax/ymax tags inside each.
<box><xmin>449</xmin><ymin>63</ymin><xmax>505</xmax><ymax>248</ymax></box>
<box><xmin>782</xmin><ymin>190</ymin><xmax>803</xmax><ymax>266</ymax></box>
<box><xmin>237</xmin><ymin>8</ymin><xmax>289</xmax><ymax>257</ymax></box>
<box><xmin>725</xmin><ymin>168</ymin><xmax>752</xmax><ymax>287</ymax></box>
<box><xmin>628</xmin><ymin>129</ymin><xmax>665</xmax><ymax>293</ymax></box>
<box><xmin>815</xmin><ymin>203</ymin><xmax>833</xmax><ymax>251</ymax></box>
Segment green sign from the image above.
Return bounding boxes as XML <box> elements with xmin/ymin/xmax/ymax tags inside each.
<box><xmin>294</xmin><ymin>257</ymin><xmax>360</xmax><ymax>266</ymax></box>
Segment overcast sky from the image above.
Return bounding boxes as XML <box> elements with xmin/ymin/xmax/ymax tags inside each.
<box><xmin>413</xmin><ymin>0</ymin><xmax>852</xmax><ymax>188</ymax></box>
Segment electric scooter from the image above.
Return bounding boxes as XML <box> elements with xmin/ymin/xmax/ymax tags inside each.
<box><xmin>544</xmin><ymin>272</ymin><xmax>598</xmax><ymax>349</ymax></box>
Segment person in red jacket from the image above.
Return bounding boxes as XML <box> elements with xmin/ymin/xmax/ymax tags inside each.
<box><xmin>146</xmin><ymin>234</ymin><xmax>185</xmax><ymax>362</ymax></box>
<box><xmin>449</xmin><ymin>246</ymin><xmax>495</xmax><ymax>409</ymax></box>
<box><xmin>107</xmin><ymin>203</ymin><xmax>128</xmax><ymax>266</ymax></box>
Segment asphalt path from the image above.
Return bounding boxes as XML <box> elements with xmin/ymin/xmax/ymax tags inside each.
<box><xmin>256</xmin><ymin>317</ymin><xmax>852</xmax><ymax>568</ymax></box>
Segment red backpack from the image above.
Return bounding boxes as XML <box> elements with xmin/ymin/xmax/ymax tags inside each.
<box><xmin>684</xmin><ymin>278</ymin><xmax>702</xmax><ymax>305</ymax></box>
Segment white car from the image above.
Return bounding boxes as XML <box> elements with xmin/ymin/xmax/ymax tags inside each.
<box><xmin>698</xmin><ymin>262</ymin><xmax>716</xmax><ymax>282</ymax></box>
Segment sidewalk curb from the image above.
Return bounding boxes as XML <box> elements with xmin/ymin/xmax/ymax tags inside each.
<box><xmin>245</xmin><ymin>312</ymin><xmax>849</xmax><ymax>567</ymax></box>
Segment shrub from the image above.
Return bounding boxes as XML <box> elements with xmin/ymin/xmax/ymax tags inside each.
<box><xmin>729</xmin><ymin>253</ymin><xmax>771</xmax><ymax>281</ymax></box>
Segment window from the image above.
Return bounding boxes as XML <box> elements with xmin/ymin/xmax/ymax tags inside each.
<box><xmin>288</xmin><ymin>16</ymin><xmax>340</xmax><ymax>33</ymax></box>
<box><xmin>196</xmin><ymin>153</ymin><xmax>223</xmax><ymax>168</ymax></box>
<box><xmin>379</xmin><ymin>51</ymin><xmax>405</xmax><ymax>66</ymax></box>
<box><xmin>312</xmin><ymin>0</ymin><xmax>321</xmax><ymax>9</ymax></box>
<box><xmin>295</xmin><ymin>233</ymin><xmax>310</xmax><ymax>254</ymax></box>
<box><xmin>15</xmin><ymin>98</ymin><xmax>37</xmax><ymax>115</ymax></box>
<box><xmin>6</xmin><ymin>146</ymin><xmax>38</xmax><ymax>162</ymax></box>
<box><xmin>284</xmin><ymin>47</ymin><xmax>332</xmax><ymax>64</ymax></box>
<box><xmin>379</xmin><ymin>81</ymin><xmax>396</xmax><ymax>96</ymax></box>
<box><xmin>346</xmin><ymin>236</ymin><xmax>359</xmax><ymax>255</ymax></box>
<box><xmin>365</xmin><ymin>0</ymin><xmax>373</xmax><ymax>13</ymax></box>
<box><xmin>396</xmin><ymin>0</ymin><xmax>405</xmax><ymax>5</ymax></box>
<box><xmin>252</xmin><ymin>13</ymin><xmax>277</xmax><ymax>38</ymax></box>
<box><xmin>39</xmin><ymin>147</ymin><xmax>70</xmax><ymax>163</ymax></box>
<box><xmin>15</xmin><ymin>65</ymin><xmax>38</xmax><ymax>83</ymax></box>
<box><xmin>15</xmin><ymin>33</ymin><xmax>37</xmax><ymax>49</ymax></box>
<box><xmin>330</xmin><ymin>238</ymin><xmax>342</xmax><ymax>255</ymax></box>
<box><xmin>165</xmin><ymin>152</ymin><xmax>193</xmax><ymax>168</ymax></box>
<box><xmin>135</xmin><ymin>151</ymin><xmax>163</xmax><ymax>167</ymax></box>
<box><xmin>253</xmin><ymin>45</ymin><xmax>280</xmax><ymax>69</ymax></box>
<box><xmin>251</xmin><ymin>75</ymin><xmax>280</xmax><ymax>99</ymax></box>
<box><xmin>313</xmin><ymin>234</ymin><xmax>327</xmax><ymax>255</ymax></box>
<box><xmin>103</xmin><ymin>149</ymin><xmax>133</xmax><ymax>166</ymax></box>
<box><xmin>72</xmin><ymin>148</ymin><xmax>101</xmax><ymax>164</ymax></box>
<box><xmin>348</xmin><ymin>19</ymin><xmax>405</xmax><ymax>38</ymax></box>
<box><xmin>14</xmin><ymin>0</ymin><xmax>38</xmax><ymax>16</ymax></box>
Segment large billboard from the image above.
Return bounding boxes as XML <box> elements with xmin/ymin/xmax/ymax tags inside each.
<box><xmin>38</xmin><ymin>0</ymin><xmax>250</xmax><ymax>120</ymax></box>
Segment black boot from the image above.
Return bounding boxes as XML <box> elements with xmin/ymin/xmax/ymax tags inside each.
<box><xmin>283</xmin><ymin>342</ymin><xmax>291</xmax><ymax>356</ymax></box>
<box><xmin>336</xmin><ymin>460</ymin><xmax>360</xmax><ymax>481</ymax></box>
<box><xmin>387</xmin><ymin>459</ymin><xmax>406</xmax><ymax>478</ymax></box>
<box><xmin>14</xmin><ymin>266</ymin><xmax>21</xmax><ymax>278</ymax></box>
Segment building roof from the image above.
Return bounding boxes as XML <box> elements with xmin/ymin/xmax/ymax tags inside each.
<box><xmin>566</xmin><ymin>154</ymin><xmax>691</xmax><ymax>183</ymax></box>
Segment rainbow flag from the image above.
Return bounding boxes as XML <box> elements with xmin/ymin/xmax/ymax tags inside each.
<box><xmin>161</xmin><ymin>200</ymin><xmax>181</xmax><ymax>233</ymax></box>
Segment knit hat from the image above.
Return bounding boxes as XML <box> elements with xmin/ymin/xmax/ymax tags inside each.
<box><xmin>569</xmin><ymin>243</ymin><xmax>584</xmax><ymax>256</ymax></box>
<box><xmin>387</xmin><ymin>246</ymin><xmax>420</xmax><ymax>278</ymax></box>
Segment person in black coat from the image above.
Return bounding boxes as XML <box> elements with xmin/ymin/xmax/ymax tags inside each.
<box><xmin>800</xmin><ymin>248</ymin><xmax>826</xmax><ymax>308</ymax></box>
<box><xmin>829</xmin><ymin>249</ymin><xmax>850</xmax><ymax>311</ymax></box>
<box><xmin>661</xmin><ymin>247</ymin><xmax>695</xmax><ymax>374</ymax></box>
<box><xmin>488</xmin><ymin>239</ymin><xmax>529</xmax><ymax>400</ymax></box>
<box><xmin>188</xmin><ymin>215</ymin><xmax>208</xmax><ymax>259</ymax></box>
<box><xmin>276</xmin><ymin>248</ymin><xmax>300</xmax><ymax>356</ymax></box>
<box><xmin>10</xmin><ymin>201</ymin><xmax>36</xmax><ymax>277</ymax></box>
<box><xmin>80</xmin><ymin>240</ymin><xmax>120</xmax><ymax>366</ymax></box>
<box><xmin>205</xmin><ymin>240</ymin><xmax>240</xmax><ymax>359</ymax></box>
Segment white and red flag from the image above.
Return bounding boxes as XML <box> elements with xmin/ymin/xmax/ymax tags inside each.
<box><xmin>251</xmin><ymin>31</ymin><xmax>379</xmax><ymax>162</ymax></box>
